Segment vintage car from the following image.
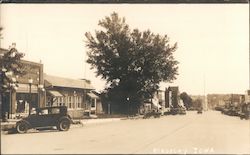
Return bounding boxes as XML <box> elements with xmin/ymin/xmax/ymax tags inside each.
<box><xmin>238</xmin><ymin>103</ymin><xmax>250</xmax><ymax>120</ymax></box>
<box><xmin>169</xmin><ymin>108</ymin><xmax>179</xmax><ymax>115</ymax></box>
<box><xmin>214</xmin><ymin>106</ymin><xmax>224</xmax><ymax>112</ymax></box>
<box><xmin>16</xmin><ymin>106</ymin><xmax>73</xmax><ymax>133</ymax></box>
<box><xmin>238</xmin><ymin>111</ymin><xmax>250</xmax><ymax>120</ymax></box>
<box><xmin>222</xmin><ymin>107</ymin><xmax>239</xmax><ymax>116</ymax></box>
<box><xmin>143</xmin><ymin>110</ymin><xmax>161</xmax><ymax>119</ymax></box>
<box><xmin>197</xmin><ymin>106</ymin><xmax>203</xmax><ymax>114</ymax></box>
<box><xmin>197</xmin><ymin>109</ymin><xmax>202</xmax><ymax>114</ymax></box>
<box><xmin>178</xmin><ymin>107</ymin><xmax>187</xmax><ymax>115</ymax></box>
<box><xmin>169</xmin><ymin>107</ymin><xmax>186</xmax><ymax>115</ymax></box>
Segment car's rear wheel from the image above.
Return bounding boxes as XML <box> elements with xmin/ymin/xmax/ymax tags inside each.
<box><xmin>16</xmin><ymin>122</ymin><xmax>28</xmax><ymax>134</ymax></box>
<box><xmin>57</xmin><ymin>119</ymin><xmax>70</xmax><ymax>131</ymax></box>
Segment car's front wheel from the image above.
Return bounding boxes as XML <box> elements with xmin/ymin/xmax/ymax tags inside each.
<box><xmin>57</xmin><ymin>119</ymin><xmax>70</xmax><ymax>131</ymax></box>
<box><xmin>16</xmin><ymin>122</ymin><xmax>28</xmax><ymax>134</ymax></box>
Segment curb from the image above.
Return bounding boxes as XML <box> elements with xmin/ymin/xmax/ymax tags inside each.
<box><xmin>1</xmin><ymin>118</ymin><xmax>125</xmax><ymax>131</ymax></box>
<box><xmin>1</xmin><ymin>122</ymin><xmax>16</xmax><ymax>131</ymax></box>
<box><xmin>79</xmin><ymin>118</ymin><xmax>123</xmax><ymax>125</ymax></box>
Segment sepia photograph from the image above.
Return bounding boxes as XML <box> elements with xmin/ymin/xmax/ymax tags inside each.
<box><xmin>0</xmin><ymin>2</ymin><xmax>249</xmax><ymax>154</ymax></box>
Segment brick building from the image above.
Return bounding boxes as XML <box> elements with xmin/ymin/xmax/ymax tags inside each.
<box><xmin>165</xmin><ymin>86</ymin><xmax>180</xmax><ymax>109</ymax></box>
<box><xmin>1</xmin><ymin>48</ymin><xmax>102</xmax><ymax>119</ymax></box>
<box><xmin>1</xmin><ymin>48</ymin><xmax>45</xmax><ymax>118</ymax></box>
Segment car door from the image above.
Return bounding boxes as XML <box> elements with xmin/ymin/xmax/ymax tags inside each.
<box><xmin>35</xmin><ymin>109</ymin><xmax>52</xmax><ymax>127</ymax></box>
<box><xmin>47</xmin><ymin>108</ymin><xmax>61</xmax><ymax>126</ymax></box>
<box><xmin>26</xmin><ymin>113</ymin><xmax>42</xmax><ymax>128</ymax></box>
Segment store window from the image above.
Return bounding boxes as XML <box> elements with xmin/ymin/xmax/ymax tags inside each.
<box><xmin>69</xmin><ymin>96</ymin><xmax>72</xmax><ymax>109</ymax></box>
<box><xmin>91</xmin><ymin>99</ymin><xmax>96</xmax><ymax>108</ymax></box>
<box><xmin>78</xmin><ymin>96</ymin><xmax>82</xmax><ymax>108</ymax></box>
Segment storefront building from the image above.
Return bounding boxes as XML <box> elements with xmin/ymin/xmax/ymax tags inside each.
<box><xmin>1</xmin><ymin>48</ymin><xmax>45</xmax><ymax>118</ymax></box>
<box><xmin>44</xmin><ymin>74</ymin><xmax>103</xmax><ymax>118</ymax></box>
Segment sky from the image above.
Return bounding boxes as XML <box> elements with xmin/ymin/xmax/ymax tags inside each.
<box><xmin>0</xmin><ymin>4</ymin><xmax>249</xmax><ymax>95</ymax></box>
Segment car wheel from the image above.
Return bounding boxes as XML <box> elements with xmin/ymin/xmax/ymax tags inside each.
<box><xmin>57</xmin><ymin>119</ymin><xmax>70</xmax><ymax>131</ymax></box>
<box><xmin>16</xmin><ymin>122</ymin><xmax>28</xmax><ymax>134</ymax></box>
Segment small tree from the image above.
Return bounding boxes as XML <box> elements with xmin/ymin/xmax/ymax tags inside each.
<box><xmin>0</xmin><ymin>46</ymin><xmax>25</xmax><ymax>118</ymax></box>
<box><xmin>85</xmin><ymin>12</ymin><xmax>178</xmax><ymax>114</ymax></box>
<box><xmin>0</xmin><ymin>47</ymin><xmax>25</xmax><ymax>91</ymax></box>
<box><xmin>180</xmin><ymin>92</ymin><xmax>193</xmax><ymax>110</ymax></box>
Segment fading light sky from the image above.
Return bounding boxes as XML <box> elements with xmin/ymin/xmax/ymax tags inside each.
<box><xmin>0</xmin><ymin>4</ymin><xmax>249</xmax><ymax>95</ymax></box>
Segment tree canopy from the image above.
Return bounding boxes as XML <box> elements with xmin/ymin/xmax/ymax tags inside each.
<box><xmin>85</xmin><ymin>12</ymin><xmax>178</xmax><ymax>113</ymax></box>
<box><xmin>0</xmin><ymin>47</ymin><xmax>25</xmax><ymax>94</ymax></box>
<box><xmin>180</xmin><ymin>92</ymin><xmax>193</xmax><ymax>110</ymax></box>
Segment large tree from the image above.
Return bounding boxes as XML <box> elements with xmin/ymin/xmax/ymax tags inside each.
<box><xmin>85</xmin><ymin>12</ymin><xmax>178</xmax><ymax>114</ymax></box>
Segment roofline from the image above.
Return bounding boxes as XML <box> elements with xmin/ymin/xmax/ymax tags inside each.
<box><xmin>51</xmin><ymin>85</ymin><xmax>94</xmax><ymax>90</ymax></box>
<box><xmin>36</xmin><ymin>106</ymin><xmax>67</xmax><ymax>110</ymax></box>
<box><xmin>44</xmin><ymin>74</ymin><xmax>95</xmax><ymax>90</ymax></box>
<box><xmin>1</xmin><ymin>48</ymin><xmax>43</xmax><ymax>66</ymax></box>
<box><xmin>21</xmin><ymin>59</ymin><xmax>43</xmax><ymax>66</ymax></box>
<box><xmin>0</xmin><ymin>48</ymin><xmax>9</xmax><ymax>53</ymax></box>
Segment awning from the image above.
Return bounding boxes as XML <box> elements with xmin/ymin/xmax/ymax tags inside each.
<box><xmin>87</xmin><ymin>92</ymin><xmax>99</xmax><ymax>99</ymax></box>
<box><xmin>48</xmin><ymin>90</ymin><xmax>63</xmax><ymax>97</ymax></box>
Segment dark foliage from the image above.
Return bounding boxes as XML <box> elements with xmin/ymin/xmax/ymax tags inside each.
<box><xmin>85</xmin><ymin>12</ymin><xmax>178</xmax><ymax>114</ymax></box>
<box><xmin>0</xmin><ymin>47</ymin><xmax>25</xmax><ymax>94</ymax></box>
<box><xmin>180</xmin><ymin>92</ymin><xmax>193</xmax><ymax>110</ymax></box>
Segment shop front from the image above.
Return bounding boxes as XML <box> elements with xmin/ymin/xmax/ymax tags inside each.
<box><xmin>1</xmin><ymin>59</ymin><xmax>45</xmax><ymax>118</ymax></box>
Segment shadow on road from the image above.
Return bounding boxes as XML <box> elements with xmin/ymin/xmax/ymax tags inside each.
<box><xmin>3</xmin><ymin>127</ymin><xmax>63</xmax><ymax>135</ymax></box>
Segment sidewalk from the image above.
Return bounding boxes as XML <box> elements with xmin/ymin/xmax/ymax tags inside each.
<box><xmin>1</xmin><ymin>119</ymin><xmax>19</xmax><ymax>131</ymax></box>
<box><xmin>1</xmin><ymin>117</ymin><xmax>126</xmax><ymax>131</ymax></box>
<box><xmin>77</xmin><ymin>114</ymin><xmax>145</xmax><ymax>125</ymax></box>
<box><xmin>1</xmin><ymin>115</ymin><xmax>145</xmax><ymax>133</ymax></box>
<box><xmin>75</xmin><ymin>117</ymin><xmax>124</xmax><ymax>126</ymax></box>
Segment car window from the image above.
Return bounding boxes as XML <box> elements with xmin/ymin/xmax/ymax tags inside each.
<box><xmin>40</xmin><ymin>109</ymin><xmax>49</xmax><ymax>115</ymax></box>
<box><xmin>31</xmin><ymin>108</ymin><xmax>37</xmax><ymax>115</ymax></box>
<box><xmin>51</xmin><ymin>108</ymin><xmax>60</xmax><ymax>114</ymax></box>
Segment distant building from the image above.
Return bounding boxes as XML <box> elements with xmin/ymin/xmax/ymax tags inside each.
<box><xmin>244</xmin><ymin>90</ymin><xmax>250</xmax><ymax>103</ymax></box>
<box><xmin>138</xmin><ymin>89</ymin><xmax>166</xmax><ymax>114</ymax></box>
<box><xmin>190</xmin><ymin>95</ymin><xmax>205</xmax><ymax>110</ymax></box>
<box><xmin>156</xmin><ymin>90</ymin><xmax>165</xmax><ymax>109</ymax></box>
<box><xmin>165</xmin><ymin>86</ymin><xmax>180</xmax><ymax>109</ymax></box>
<box><xmin>44</xmin><ymin>74</ymin><xmax>103</xmax><ymax>118</ymax></box>
<box><xmin>207</xmin><ymin>94</ymin><xmax>228</xmax><ymax>109</ymax></box>
<box><xmin>152</xmin><ymin>90</ymin><xmax>165</xmax><ymax>112</ymax></box>
<box><xmin>207</xmin><ymin>94</ymin><xmax>244</xmax><ymax>109</ymax></box>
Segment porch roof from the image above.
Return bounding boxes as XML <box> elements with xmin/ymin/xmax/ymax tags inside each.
<box><xmin>87</xmin><ymin>92</ymin><xmax>99</xmax><ymax>99</ymax></box>
<box><xmin>44</xmin><ymin>74</ymin><xmax>94</xmax><ymax>90</ymax></box>
<box><xmin>48</xmin><ymin>90</ymin><xmax>63</xmax><ymax>97</ymax></box>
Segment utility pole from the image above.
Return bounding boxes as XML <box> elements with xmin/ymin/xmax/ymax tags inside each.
<box><xmin>203</xmin><ymin>74</ymin><xmax>207</xmax><ymax>111</ymax></box>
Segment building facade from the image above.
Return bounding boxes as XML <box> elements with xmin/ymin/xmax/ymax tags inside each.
<box><xmin>207</xmin><ymin>94</ymin><xmax>244</xmax><ymax>109</ymax></box>
<box><xmin>1</xmin><ymin>48</ymin><xmax>103</xmax><ymax>119</ymax></box>
<box><xmin>44</xmin><ymin>74</ymin><xmax>103</xmax><ymax>118</ymax></box>
<box><xmin>165</xmin><ymin>86</ymin><xmax>180</xmax><ymax>109</ymax></box>
<box><xmin>1</xmin><ymin>48</ymin><xmax>45</xmax><ymax>118</ymax></box>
